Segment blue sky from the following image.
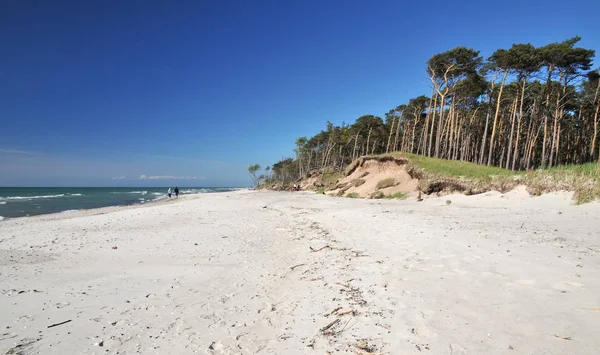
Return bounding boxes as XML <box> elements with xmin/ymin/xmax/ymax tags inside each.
<box><xmin>1</xmin><ymin>0</ymin><xmax>598</xmax><ymax>187</ymax></box>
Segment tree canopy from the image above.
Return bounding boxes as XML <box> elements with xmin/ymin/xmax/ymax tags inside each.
<box><xmin>262</xmin><ymin>37</ymin><xmax>598</xmax><ymax>184</ymax></box>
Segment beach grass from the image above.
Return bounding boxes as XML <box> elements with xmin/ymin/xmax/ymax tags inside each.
<box><xmin>375</xmin><ymin>152</ymin><xmax>600</xmax><ymax>204</ymax></box>
<box><xmin>385</xmin><ymin>192</ymin><xmax>408</xmax><ymax>200</ymax></box>
<box><xmin>376</xmin><ymin>178</ymin><xmax>397</xmax><ymax>190</ymax></box>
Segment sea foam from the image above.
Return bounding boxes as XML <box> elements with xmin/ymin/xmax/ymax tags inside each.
<box><xmin>0</xmin><ymin>194</ymin><xmax>65</xmax><ymax>201</ymax></box>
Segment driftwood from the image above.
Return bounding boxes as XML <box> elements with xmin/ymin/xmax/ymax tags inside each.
<box><xmin>337</xmin><ymin>309</ymin><xmax>355</xmax><ymax>316</ymax></box>
<box><xmin>320</xmin><ymin>318</ymin><xmax>340</xmax><ymax>333</ymax></box>
<box><xmin>325</xmin><ymin>306</ymin><xmax>342</xmax><ymax>317</ymax></box>
<box><xmin>290</xmin><ymin>263</ymin><xmax>306</xmax><ymax>270</ymax></box>
<box><xmin>310</xmin><ymin>245</ymin><xmax>331</xmax><ymax>252</ymax></box>
<box><xmin>553</xmin><ymin>335</ymin><xmax>572</xmax><ymax>340</ymax></box>
<box><xmin>47</xmin><ymin>319</ymin><xmax>72</xmax><ymax>328</ymax></box>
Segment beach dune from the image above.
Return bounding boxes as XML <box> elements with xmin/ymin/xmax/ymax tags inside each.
<box><xmin>1</xmin><ymin>190</ymin><xmax>599</xmax><ymax>354</ymax></box>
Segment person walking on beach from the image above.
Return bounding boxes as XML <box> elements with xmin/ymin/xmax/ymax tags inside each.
<box><xmin>168</xmin><ymin>187</ymin><xmax>172</xmax><ymax>199</ymax></box>
<box><xmin>174</xmin><ymin>186</ymin><xmax>179</xmax><ymax>198</ymax></box>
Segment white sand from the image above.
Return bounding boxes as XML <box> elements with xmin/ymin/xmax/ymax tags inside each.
<box><xmin>1</xmin><ymin>190</ymin><xmax>599</xmax><ymax>354</ymax></box>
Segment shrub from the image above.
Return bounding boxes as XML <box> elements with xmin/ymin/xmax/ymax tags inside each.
<box><xmin>346</xmin><ymin>192</ymin><xmax>360</xmax><ymax>198</ymax></box>
<box><xmin>376</xmin><ymin>178</ymin><xmax>397</xmax><ymax>190</ymax></box>
<box><xmin>369</xmin><ymin>191</ymin><xmax>385</xmax><ymax>199</ymax></box>
<box><xmin>385</xmin><ymin>192</ymin><xmax>408</xmax><ymax>200</ymax></box>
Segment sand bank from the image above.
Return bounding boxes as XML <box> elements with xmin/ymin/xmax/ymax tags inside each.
<box><xmin>1</xmin><ymin>190</ymin><xmax>599</xmax><ymax>354</ymax></box>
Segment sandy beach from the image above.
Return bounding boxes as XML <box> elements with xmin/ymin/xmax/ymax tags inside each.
<box><xmin>1</xmin><ymin>190</ymin><xmax>599</xmax><ymax>354</ymax></box>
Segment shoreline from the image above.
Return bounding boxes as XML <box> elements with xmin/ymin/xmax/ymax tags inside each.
<box><xmin>0</xmin><ymin>188</ymin><xmax>248</xmax><ymax>222</ymax></box>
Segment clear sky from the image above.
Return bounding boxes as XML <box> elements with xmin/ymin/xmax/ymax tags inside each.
<box><xmin>1</xmin><ymin>0</ymin><xmax>598</xmax><ymax>187</ymax></box>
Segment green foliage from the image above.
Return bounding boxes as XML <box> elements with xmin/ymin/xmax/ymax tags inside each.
<box><xmin>385</xmin><ymin>192</ymin><xmax>408</xmax><ymax>200</ymax></box>
<box><xmin>322</xmin><ymin>171</ymin><xmax>341</xmax><ymax>186</ymax></box>
<box><xmin>248</xmin><ymin>164</ymin><xmax>260</xmax><ymax>174</ymax></box>
<box><xmin>395</xmin><ymin>152</ymin><xmax>600</xmax><ymax>204</ymax></box>
<box><xmin>261</xmin><ymin>36</ymin><xmax>599</xmax><ymax>202</ymax></box>
<box><xmin>248</xmin><ymin>164</ymin><xmax>262</xmax><ymax>187</ymax></box>
<box><xmin>376</xmin><ymin>178</ymin><xmax>398</xmax><ymax>190</ymax></box>
<box><xmin>316</xmin><ymin>187</ymin><xmax>326</xmax><ymax>194</ymax></box>
<box><xmin>529</xmin><ymin>163</ymin><xmax>600</xmax><ymax>204</ymax></box>
<box><xmin>401</xmin><ymin>153</ymin><xmax>517</xmax><ymax>180</ymax></box>
<box><xmin>346</xmin><ymin>192</ymin><xmax>359</xmax><ymax>198</ymax></box>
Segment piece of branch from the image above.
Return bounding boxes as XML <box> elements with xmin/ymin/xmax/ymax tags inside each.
<box><xmin>47</xmin><ymin>319</ymin><xmax>72</xmax><ymax>328</ymax></box>
<box><xmin>325</xmin><ymin>306</ymin><xmax>342</xmax><ymax>317</ymax></box>
<box><xmin>337</xmin><ymin>309</ymin><xmax>355</xmax><ymax>317</ymax></box>
<box><xmin>320</xmin><ymin>318</ymin><xmax>340</xmax><ymax>333</ymax></box>
<box><xmin>290</xmin><ymin>263</ymin><xmax>306</xmax><ymax>271</ymax></box>
<box><xmin>310</xmin><ymin>245</ymin><xmax>330</xmax><ymax>252</ymax></box>
<box><xmin>553</xmin><ymin>335</ymin><xmax>572</xmax><ymax>340</ymax></box>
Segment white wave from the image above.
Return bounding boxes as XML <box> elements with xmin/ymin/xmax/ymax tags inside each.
<box><xmin>0</xmin><ymin>201</ymin><xmax>6</xmax><ymax>205</ymax></box>
<box><xmin>111</xmin><ymin>191</ymin><xmax>148</xmax><ymax>195</ymax></box>
<box><xmin>69</xmin><ymin>193</ymin><xmax>83</xmax><ymax>197</ymax></box>
<box><xmin>152</xmin><ymin>195</ymin><xmax>168</xmax><ymax>202</ymax></box>
<box><xmin>152</xmin><ymin>192</ymin><xmax>163</xmax><ymax>196</ymax></box>
<box><xmin>60</xmin><ymin>209</ymin><xmax>80</xmax><ymax>213</ymax></box>
<box><xmin>0</xmin><ymin>216</ymin><xmax>4</xmax><ymax>221</ymax></box>
<box><xmin>0</xmin><ymin>194</ymin><xmax>65</xmax><ymax>201</ymax></box>
<box><xmin>175</xmin><ymin>188</ymin><xmax>240</xmax><ymax>195</ymax></box>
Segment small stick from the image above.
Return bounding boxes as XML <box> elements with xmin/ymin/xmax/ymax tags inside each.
<box><xmin>321</xmin><ymin>318</ymin><xmax>340</xmax><ymax>333</ymax></box>
<box><xmin>553</xmin><ymin>335</ymin><xmax>572</xmax><ymax>340</ymax></box>
<box><xmin>337</xmin><ymin>309</ymin><xmax>355</xmax><ymax>316</ymax></box>
<box><xmin>310</xmin><ymin>245</ymin><xmax>331</xmax><ymax>252</ymax></box>
<box><xmin>290</xmin><ymin>263</ymin><xmax>306</xmax><ymax>270</ymax></box>
<box><xmin>47</xmin><ymin>319</ymin><xmax>71</xmax><ymax>328</ymax></box>
<box><xmin>326</xmin><ymin>306</ymin><xmax>342</xmax><ymax>317</ymax></box>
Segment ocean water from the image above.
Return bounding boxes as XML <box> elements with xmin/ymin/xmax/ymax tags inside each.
<box><xmin>0</xmin><ymin>187</ymin><xmax>240</xmax><ymax>219</ymax></box>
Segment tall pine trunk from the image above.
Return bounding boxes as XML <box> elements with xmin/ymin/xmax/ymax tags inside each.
<box><xmin>505</xmin><ymin>96</ymin><xmax>519</xmax><ymax>169</ymax></box>
<box><xmin>488</xmin><ymin>70</ymin><xmax>509</xmax><ymax>166</ymax></box>
<box><xmin>512</xmin><ymin>79</ymin><xmax>527</xmax><ymax>171</ymax></box>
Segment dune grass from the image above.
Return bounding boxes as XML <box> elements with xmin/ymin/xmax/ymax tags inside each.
<box><xmin>346</xmin><ymin>192</ymin><xmax>360</xmax><ymax>198</ymax></box>
<box><xmin>401</xmin><ymin>153</ymin><xmax>518</xmax><ymax>180</ymax></box>
<box><xmin>322</xmin><ymin>170</ymin><xmax>341</xmax><ymax>184</ymax></box>
<box><xmin>376</xmin><ymin>178</ymin><xmax>398</xmax><ymax>190</ymax></box>
<box><xmin>524</xmin><ymin>163</ymin><xmax>600</xmax><ymax>203</ymax></box>
<box><xmin>385</xmin><ymin>192</ymin><xmax>408</xmax><ymax>200</ymax></box>
<box><xmin>376</xmin><ymin>152</ymin><xmax>600</xmax><ymax>204</ymax></box>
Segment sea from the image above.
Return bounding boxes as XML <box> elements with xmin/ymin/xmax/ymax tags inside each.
<box><xmin>0</xmin><ymin>187</ymin><xmax>240</xmax><ymax>220</ymax></box>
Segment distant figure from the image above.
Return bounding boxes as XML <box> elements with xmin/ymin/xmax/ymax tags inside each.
<box><xmin>175</xmin><ymin>186</ymin><xmax>179</xmax><ymax>198</ymax></box>
<box><xmin>168</xmin><ymin>188</ymin><xmax>172</xmax><ymax>199</ymax></box>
